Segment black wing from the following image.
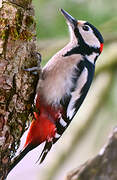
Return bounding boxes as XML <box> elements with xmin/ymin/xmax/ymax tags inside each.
<box><xmin>53</xmin><ymin>58</ymin><xmax>95</xmax><ymax>143</ymax></box>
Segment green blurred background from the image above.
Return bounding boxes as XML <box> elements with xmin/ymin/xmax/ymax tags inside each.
<box><xmin>33</xmin><ymin>0</ymin><xmax>117</xmax><ymax>39</ymax></box>
<box><xmin>32</xmin><ymin>0</ymin><xmax>117</xmax><ymax>180</ymax></box>
<box><xmin>33</xmin><ymin>0</ymin><xmax>117</xmax><ymax>66</ymax></box>
<box><xmin>8</xmin><ymin>1</ymin><xmax>117</xmax><ymax>180</ymax></box>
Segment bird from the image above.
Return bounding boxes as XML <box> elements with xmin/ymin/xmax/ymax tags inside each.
<box><xmin>8</xmin><ymin>8</ymin><xmax>104</xmax><ymax>173</ymax></box>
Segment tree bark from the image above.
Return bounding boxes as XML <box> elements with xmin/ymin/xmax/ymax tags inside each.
<box><xmin>0</xmin><ymin>0</ymin><xmax>41</xmax><ymax>179</ymax></box>
<box><xmin>66</xmin><ymin>127</ymin><xmax>117</xmax><ymax>180</ymax></box>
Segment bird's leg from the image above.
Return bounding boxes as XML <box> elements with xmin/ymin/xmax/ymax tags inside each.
<box><xmin>24</xmin><ymin>52</ymin><xmax>42</xmax><ymax>118</ymax></box>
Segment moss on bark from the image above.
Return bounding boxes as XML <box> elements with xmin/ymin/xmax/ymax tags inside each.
<box><xmin>0</xmin><ymin>0</ymin><xmax>40</xmax><ymax>179</ymax></box>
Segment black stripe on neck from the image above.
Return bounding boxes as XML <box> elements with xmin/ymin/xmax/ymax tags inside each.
<box><xmin>63</xmin><ymin>27</ymin><xmax>100</xmax><ymax>57</ymax></box>
<box><xmin>63</xmin><ymin>45</ymin><xmax>99</xmax><ymax>57</ymax></box>
<box><xmin>84</xmin><ymin>57</ymin><xmax>95</xmax><ymax>71</ymax></box>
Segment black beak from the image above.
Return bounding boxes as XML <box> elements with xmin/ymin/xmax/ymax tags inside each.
<box><xmin>60</xmin><ymin>9</ymin><xmax>77</xmax><ymax>28</ymax></box>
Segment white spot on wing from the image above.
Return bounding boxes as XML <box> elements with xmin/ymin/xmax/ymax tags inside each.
<box><xmin>55</xmin><ymin>133</ymin><xmax>61</xmax><ymax>138</ymax></box>
<box><xmin>44</xmin><ymin>149</ymin><xmax>49</xmax><ymax>153</ymax></box>
<box><xmin>67</xmin><ymin>108</ymin><xmax>75</xmax><ymax>120</ymax></box>
<box><xmin>59</xmin><ymin>118</ymin><xmax>67</xmax><ymax>127</ymax></box>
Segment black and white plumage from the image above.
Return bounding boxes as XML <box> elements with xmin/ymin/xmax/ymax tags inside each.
<box><xmin>29</xmin><ymin>9</ymin><xmax>103</xmax><ymax>162</ymax></box>
<box><xmin>8</xmin><ymin>9</ymin><xmax>104</xmax><ymax>173</ymax></box>
<box><xmin>37</xmin><ymin>9</ymin><xmax>104</xmax><ymax>161</ymax></box>
<box><xmin>50</xmin><ymin>9</ymin><xmax>103</xmax><ymax>140</ymax></box>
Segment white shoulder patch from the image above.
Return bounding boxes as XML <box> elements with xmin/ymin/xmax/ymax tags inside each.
<box><xmin>67</xmin><ymin>67</ymin><xmax>88</xmax><ymax>120</ymax></box>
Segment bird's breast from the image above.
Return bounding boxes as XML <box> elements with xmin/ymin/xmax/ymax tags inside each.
<box><xmin>37</xmin><ymin>54</ymin><xmax>83</xmax><ymax>106</ymax></box>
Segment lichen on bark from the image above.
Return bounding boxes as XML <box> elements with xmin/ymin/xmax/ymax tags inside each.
<box><xmin>0</xmin><ymin>0</ymin><xmax>40</xmax><ymax>179</ymax></box>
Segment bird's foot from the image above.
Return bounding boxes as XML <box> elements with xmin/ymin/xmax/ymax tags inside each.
<box><xmin>24</xmin><ymin>52</ymin><xmax>42</xmax><ymax>75</ymax></box>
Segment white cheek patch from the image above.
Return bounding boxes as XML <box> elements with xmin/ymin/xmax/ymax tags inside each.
<box><xmin>79</xmin><ymin>28</ymin><xmax>100</xmax><ymax>48</ymax></box>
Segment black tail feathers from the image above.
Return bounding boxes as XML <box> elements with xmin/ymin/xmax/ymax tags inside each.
<box><xmin>36</xmin><ymin>141</ymin><xmax>52</xmax><ymax>164</ymax></box>
<box><xmin>8</xmin><ymin>141</ymin><xmax>52</xmax><ymax>176</ymax></box>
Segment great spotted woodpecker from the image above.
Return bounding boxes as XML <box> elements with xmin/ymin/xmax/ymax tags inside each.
<box><xmin>9</xmin><ymin>9</ymin><xmax>104</xmax><ymax>172</ymax></box>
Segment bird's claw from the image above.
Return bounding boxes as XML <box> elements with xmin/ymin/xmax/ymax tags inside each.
<box><xmin>24</xmin><ymin>52</ymin><xmax>42</xmax><ymax>75</ymax></box>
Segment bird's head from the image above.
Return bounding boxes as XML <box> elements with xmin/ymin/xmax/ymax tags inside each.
<box><xmin>60</xmin><ymin>9</ymin><xmax>104</xmax><ymax>57</ymax></box>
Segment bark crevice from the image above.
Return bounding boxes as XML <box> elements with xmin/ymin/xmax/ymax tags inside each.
<box><xmin>0</xmin><ymin>1</ymin><xmax>41</xmax><ymax>179</ymax></box>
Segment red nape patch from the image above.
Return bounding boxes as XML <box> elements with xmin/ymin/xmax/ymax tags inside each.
<box><xmin>100</xmin><ymin>43</ymin><xmax>103</xmax><ymax>53</ymax></box>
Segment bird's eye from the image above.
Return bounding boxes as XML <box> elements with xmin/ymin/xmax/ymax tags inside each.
<box><xmin>82</xmin><ymin>25</ymin><xmax>90</xmax><ymax>31</ymax></box>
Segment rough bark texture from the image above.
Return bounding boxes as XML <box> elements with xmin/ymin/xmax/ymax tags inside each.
<box><xmin>0</xmin><ymin>0</ymin><xmax>40</xmax><ymax>179</ymax></box>
<box><xmin>66</xmin><ymin>127</ymin><xmax>117</xmax><ymax>180</ymax></box>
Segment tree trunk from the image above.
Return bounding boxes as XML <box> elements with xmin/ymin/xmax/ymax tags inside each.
<box><xmin>0</xmin><ymin>0</ymin><xmax>40</xmax><ymax>179</ymax></box>
<box><xmin>66</xmin><ymin>127</ymin><xmax>117</xmax><ymax>180</ymax></box>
